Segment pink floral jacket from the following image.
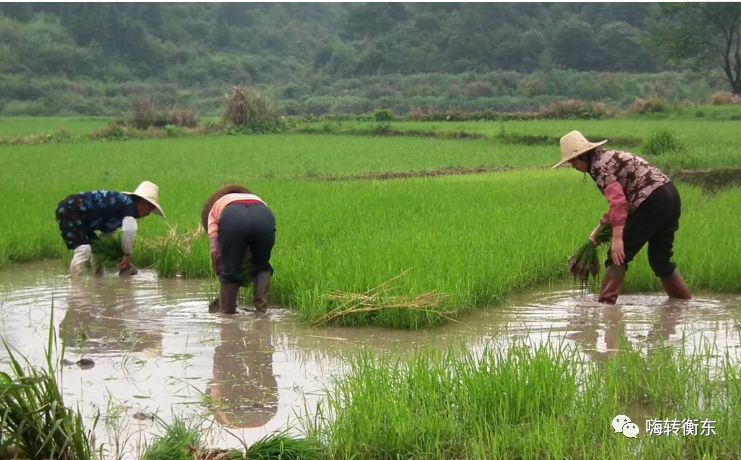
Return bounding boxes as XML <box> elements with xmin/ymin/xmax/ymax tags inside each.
<box><xmin>589</xmin><ymin>150</ymin><xmax>670</xmax><ymax>227</ymax></box>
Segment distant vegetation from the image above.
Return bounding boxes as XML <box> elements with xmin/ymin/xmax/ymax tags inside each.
<box><xmin>0</xmin><ymin>3</ymin><xmax>736</xmax><ymax>116</ymax></box>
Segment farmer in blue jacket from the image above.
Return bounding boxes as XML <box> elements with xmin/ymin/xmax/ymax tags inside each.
<box><xmin>55</xmin><ymin>181</ymin><xmax>165</xmax><ymax>276</ymax></box>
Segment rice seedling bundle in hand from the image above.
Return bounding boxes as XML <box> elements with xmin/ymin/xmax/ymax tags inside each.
<box><xmin>567</xmin><ymin>225</ymin><xmax>612</xmax><ymax>288</ymax></box>
<box><xmin>91</xmin><ymin>232</ymin><xmax>124</xmax><ymax>268</ymax></box>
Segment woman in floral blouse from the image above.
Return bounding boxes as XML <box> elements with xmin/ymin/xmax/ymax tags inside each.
<box><xmin>553</xmin><ymin>131</ymin><xmax>691</xmax><ymax>304</ymax></box>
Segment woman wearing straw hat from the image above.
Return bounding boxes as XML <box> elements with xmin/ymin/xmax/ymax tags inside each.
<box><xmin>201</xmin><ymin>184</ymin><xmax>275</xmax><ymax>314</ymax></box>
<box><xmin>55</xmin><ymin>181</ymin><xmax>165</xmax><ymax>276</ymax></box>
<box><xmin>553</xmin><ymin>131</ymin><xmax>691</xmax><ymax>304</ymax></box>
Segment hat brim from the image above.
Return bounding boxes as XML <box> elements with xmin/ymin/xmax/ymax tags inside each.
<box><xmin>551</xmin><ymin>140</ymin><xmax>607</xmax><ymax>169</ymax></box>
<box><xmin>124</xmin><ymin>192</ymin><xmax>166</xmax><ymax>218</ymax></box>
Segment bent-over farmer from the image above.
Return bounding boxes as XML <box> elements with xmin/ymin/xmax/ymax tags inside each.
<box><xmin>553</xmin><ymin>130</ymin><xmax>691</xmax><ymax>304</ymax></box>
<box><xmin>201</xmin><ymin>184</ymin><xmax>275</xmax><ymax>314</ymax></box>
<box><xmin>55</xmin><ymin>181</ymin><xmax>165</xmax><ymax>276</ymax></box>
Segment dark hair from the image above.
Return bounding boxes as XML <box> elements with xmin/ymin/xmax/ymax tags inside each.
<box><xmin>201</xmin><ymin>184</ymin><xmax>252</xmax><ymax>231</ymax></box>
<box><xmin>582</xmin><ymin>148</ymin><xmax>601</xmax><ymax>181</ymax></box>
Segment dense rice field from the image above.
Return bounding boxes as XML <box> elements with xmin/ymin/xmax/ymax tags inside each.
<box><xmin>1</xmin><ymin>118</ymin><xmax>739</xmax><ymax>327</ymax></box>
<box><xmin>0</xmin><ymin>116</ymin><xmax>109</xmax><ymax>138</ymax></box>
<box><xmin>306</xmin><ymin>340</ymin><xmax>739</xmax><ymax>459</ymax></box>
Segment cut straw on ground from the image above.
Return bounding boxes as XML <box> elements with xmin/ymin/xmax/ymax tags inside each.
<box><xmin>312</xmin><ymin>269</ymin><xmax>454</xmax><ymax>326</ymax></box>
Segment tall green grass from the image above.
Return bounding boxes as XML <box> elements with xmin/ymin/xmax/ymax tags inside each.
<box><xmin>0</xmin><ymin>313</ymin><xmax>99</xmax><ymax>459</ymax></box>
<box><xmin>304</xmin><ymin>339</ymin><xmax>739</xmax><ymax>459</ymax></box>
<box><xmin>140</xmin><ymin>418</ymin><xmax>323</xmax><ymax>460</ymax></box>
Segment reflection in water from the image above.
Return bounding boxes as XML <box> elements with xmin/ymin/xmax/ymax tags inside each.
<box><xmin>208</xmin><ymin>316</ymin><xmax>278</xmax><ymax>428</ymax></box>
<box><xmin>0</xmin><ymin>262</ymin><xmax>738</xmax><ymax>455</ymax></box>
<box><xmin>60</xmin><ymin>277</ymin><xmax>162</xmax><ymax>355</ymax></box>
<box><xmin>565</xmin><ymin>302</ymin><xmax>687</xmax><ymax>362</ymax></box>
<box><xmin>566</xmin><ymin>304</ymin><xmax>625</xmax><ymax>361</ymax></box>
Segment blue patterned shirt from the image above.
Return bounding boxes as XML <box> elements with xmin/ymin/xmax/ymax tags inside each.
<box><xmin>75</xmin><ymin>191</ymin><xmax>139</xmax><ymax>234</ymax></box>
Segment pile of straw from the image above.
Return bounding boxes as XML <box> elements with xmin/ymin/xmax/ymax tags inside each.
<box><xmin>312</xmin><ymin>269</ymin><xmax>452</xmax><ymax>326</ymax></box>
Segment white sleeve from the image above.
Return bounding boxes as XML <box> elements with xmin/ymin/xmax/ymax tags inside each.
<box><xmin>121</xmin><ymin>216</ymin><xmax>138</xmax><ymax>255</ymax></box>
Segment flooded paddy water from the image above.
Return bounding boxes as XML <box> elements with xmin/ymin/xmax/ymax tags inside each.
<box><xmin>1</xmin><ymin>261</ymin><xmax>739</xmax><ymax>458</ymax></box>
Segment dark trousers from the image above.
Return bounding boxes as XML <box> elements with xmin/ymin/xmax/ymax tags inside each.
<box><xmin>218</xmin><ymin>203</ymin><xmax>276</xmax><ymax>285</ymax></box>
<box><xmin>607</xmin><ymin>182</ymin><xmax>681</xmax><ymax>278</ymax></box>
<box><xmin>55</xmin><ymin>195</ymin><xmax>96</xmax><ymax>249</ymax></box>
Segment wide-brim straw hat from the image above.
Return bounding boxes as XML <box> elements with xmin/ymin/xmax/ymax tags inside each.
<box><xmin>552</xmin><ymin>130</ymin><xmax>607</xmax><ymax>169</ymax></box>
<box><xmin>124</xmin><ymin>180</ymin><xmax>165</xmax><ymax>217</ymax></box>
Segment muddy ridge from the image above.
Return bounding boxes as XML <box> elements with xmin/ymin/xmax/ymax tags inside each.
<box><xmin>496</xmin><ymin>133</ymin><xmax>642</xmax><ymax>147</ymax></box>
<box><xmin>673</xmin><ymin>168</ymin><xmax>741</xmax><ymax>192</ymax></box>
<box><xmin>308</xmin><ymin>166</ymin><xmax>512</xmax><ymax>182</ymax></box>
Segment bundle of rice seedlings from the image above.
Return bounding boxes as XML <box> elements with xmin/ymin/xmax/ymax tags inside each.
<box><xmin>90</xmin><ymin>232</ymin><xmax>124</xmax><ymax>268</ymax></box>
<box><xmin>567</xmin><ymin>225</ymin><xmax>612</xmax><ymax>289</ymax></box>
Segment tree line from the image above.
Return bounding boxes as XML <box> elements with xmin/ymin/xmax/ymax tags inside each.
<box><xmin>0</xmin><ymin>3</ymin><xmax>739</xmax><ymax>116</ymax></box>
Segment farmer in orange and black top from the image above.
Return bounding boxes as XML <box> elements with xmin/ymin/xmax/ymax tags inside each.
<box><xmin>201</xmin><ymin>185</ymin><xmax>275</xmax><ymax>314</ymax></box>
<box><xmin>553</xmin><ymin>131</ymin><xmax>691</xmax><ymax>304</ymax></box>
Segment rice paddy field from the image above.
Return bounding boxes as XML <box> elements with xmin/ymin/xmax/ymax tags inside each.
<box><xmin>1</xmin><ymin>114</ymin><xmax>740</xmax><ymax>458</ymax></box>
<box><xmin>1</xmin><ymin>117</ymin><xmax>739</xmax><ymax>326</ymax></box>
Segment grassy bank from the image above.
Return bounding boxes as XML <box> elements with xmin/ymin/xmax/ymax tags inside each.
<box><xmin>304</xmin><ymin>340</ymin><xmax>739</xmax><ymax>459</ymax></box>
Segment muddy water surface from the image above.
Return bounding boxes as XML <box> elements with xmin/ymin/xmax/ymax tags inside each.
<box><xmin>1</xmin><ymin>261</ymin><xmax>739</xmax><ymax>458</ymax></box>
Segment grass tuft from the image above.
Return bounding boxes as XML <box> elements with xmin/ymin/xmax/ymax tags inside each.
<box><xmin>0</xmin><ymin>311</ymin><xmax>99</xmax><ymax>460</ymax></box>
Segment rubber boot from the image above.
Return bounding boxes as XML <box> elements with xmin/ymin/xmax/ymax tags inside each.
<box><xmin>598</xmin><ymin>265</ymin><xmax>626</xmax><ymax>305</ymax></box>
<box><xmin>218</xmin><ymin>282</ymin><xmax>240</xmax><ymax>314</ymax></box>
<box><xmin>252</xmin><ymin>271</ymin><xmax>271</xmax><ymax>314</ymax></box>
<box><xmin>70</xmin><ymin>244</ymin><xmax>92</xmax><ymax>277</ymax></box>
<box><xmin>660</xmin><ymin>270</ymin><xmax>691</xmax><ymax>300</ymax></box>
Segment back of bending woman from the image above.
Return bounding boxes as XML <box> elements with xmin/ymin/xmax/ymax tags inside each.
<box><xmin>202</xmin><ymin>185</ymin><xmax>276</xmax><ymax>314</ymax></box>
<box><xmin>553</xmin><ymin>131</ymin><xmax>691</xmax><ymax>304</ymax></box>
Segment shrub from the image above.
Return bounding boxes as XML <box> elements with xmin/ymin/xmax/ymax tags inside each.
<box><xmin>372</xmin><ymin>108</ymin><xmax>394</xmax><ymax>122</ymax></box>
<box><xmin>223</xmin><ymin>86</ymin><xmax>285</xmax><ymax>133</ymax></box>
<box><xmin>540</xmin><ymin>99</ymin><xmax>612</xmax><ymax>119</ymax></box>
<box><xmin>168</xmin><ymin>108</ymin><xmax>198</xmax><ymax>128</ymax></box>
<box><xmin>709</xmin><ymin>91</ymin><xmax>741</xmax><ymax>105</ymax></box>
<box><xmin>641</xmin><ymin>129</ymin><xmax>684</xmax><ymax>156</ymax></box>
<box><xmin>131</xmin><ymin>97</ymin><xmax>169</xmax><ymax>129</ymax></box>
<box><xmin>628</xmin><ymin>97</ymin><xmax>668</xmax><ymax>115</ymax></box>
<box><xmin>89</xmin><ymin>121</ymin><xmax>128</xmax><ymax>140</ymax></box>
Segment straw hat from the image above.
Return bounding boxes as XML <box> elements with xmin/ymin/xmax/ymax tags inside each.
<box><xmin>552</xmin><ymin>130</ymin><xmax>607</xmax><ymax>169</ymax></box>
<box><xmin>124</xmin><ymin>181</ymin><xmax>165</xmax><ymax>217</ymax></box>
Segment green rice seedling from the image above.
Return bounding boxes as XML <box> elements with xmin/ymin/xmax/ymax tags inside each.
<box><xmin>0</xmin><ymin>311</ymin><xmax>99</xmax><ymax>460</ymax></box>
<box><xmin>567</xmin><ymin>224</ymin><xmax>612</xmax><ymax>289</ymax></box>
<box><xmin>641</xmin><ymin>129</ymin><xmax>685</xmax><ymax>156</ymax></box>
<box><xmin>91</xmin><ymin>232</ymin><xmax>124</xmax><ymax>269</ymax></box>
<box><xmin>304</xmin><ymin>337</ymin><xmax>739</xmax><ymax>459</ymax></box>
<box><xmin>140</xmin><ymin>415</ymin><xmax>203</xmax><ymax>460</ymax></box>
<box><xmin>244</xmin><ymin>429</ymin><xmax>324</xmax><ymax>460</ymax></box>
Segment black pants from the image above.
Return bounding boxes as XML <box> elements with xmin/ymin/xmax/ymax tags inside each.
<box><xmin>606</xmin><ymin>182</ymin><xmax>681</xmax><ymax>278</ymax></box>
<box><xmin>218</xmin><ymin>204</ymin><xmax>275</xmax><ymax>285</ymax></box>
